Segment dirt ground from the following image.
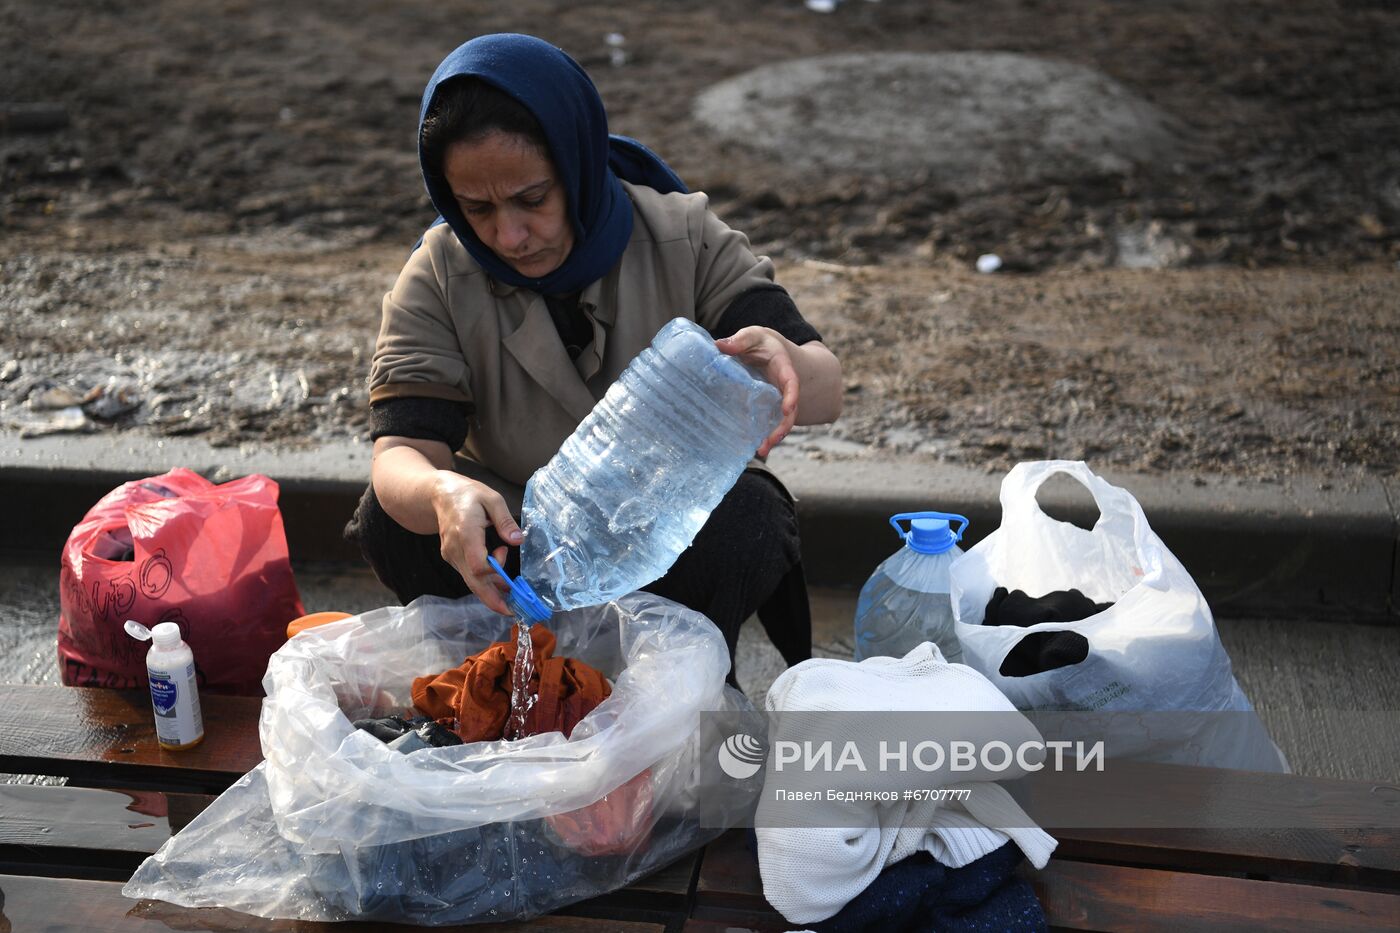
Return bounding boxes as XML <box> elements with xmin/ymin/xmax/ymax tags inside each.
<box><xmin>2</xmin><ymin>0</ymin><xmax>1397</xmax><ymax>481</ymax></box>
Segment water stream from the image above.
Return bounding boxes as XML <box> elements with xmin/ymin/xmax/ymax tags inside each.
<box><xmin>505</xmin><ymin>622</ymin><xmax>537</xmax><ymax>741</ymax></box>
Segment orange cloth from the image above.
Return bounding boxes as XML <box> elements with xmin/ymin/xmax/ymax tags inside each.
<box><xmin>411</xmin><ymin>623</ymin><xmax>613</xmax><ymax>743</ymax></box>
<box><xmin>411</xmin><ymin>623</ymin><xmax>652</xmax><ymax>856</ymax></box>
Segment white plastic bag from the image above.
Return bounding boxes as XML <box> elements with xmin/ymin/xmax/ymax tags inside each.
<box><xmin>950</xmin><ymin>461</ymin><xmax>1286</xmax><ymax>772</ymax></box>
<box><xmin>124</xmin><ymin>592</ymin><xmax>759</xmax><ymax>924</ymax></box>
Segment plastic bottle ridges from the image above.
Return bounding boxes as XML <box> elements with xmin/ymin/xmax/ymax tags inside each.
<box><xmin>519</xmin><ymin>318</ymin><xmax>782</xmax><ymax>611</ymax></box>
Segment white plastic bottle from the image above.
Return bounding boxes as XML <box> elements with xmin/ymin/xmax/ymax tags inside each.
<box><xmin>853</xmin><ymin>512</ymin><xmax>968</xmax><ymax>663</ymax></box>
<box><xmin>125</xmin><ymin>620</ymin><xmax>204</xmax><ymax>750</ymax></box>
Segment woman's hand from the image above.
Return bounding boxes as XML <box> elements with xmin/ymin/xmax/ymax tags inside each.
<box><xmin>717</xmin><ymin>326</ymin><xmax>843</xmax><ymax>456</ymax></box>
<box><xmin>373</xmin><ymin>436</ymin><xmax>525</xmax><ymax>615</ymax></box>
<box><xmin>715</xmin><ymin>326</ymin><xmax>801</xmax><ymax>457</ymax></box>
<box><xmin>430</xmin><ymin>472</ymin><xmax>524</xmax><ymax>615</ymax></box>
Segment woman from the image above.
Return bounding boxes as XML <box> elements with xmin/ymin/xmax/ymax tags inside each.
<box><xmin>347</xmin><ymin>34</ymin><xmax>842</xmax><ymax>683</ymax></box>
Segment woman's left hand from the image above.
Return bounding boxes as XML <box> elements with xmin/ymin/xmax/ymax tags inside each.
<box><xmin>715</xmin><ymin>326</ymin><xmax>800</xmax><ymax>457</ymax></box>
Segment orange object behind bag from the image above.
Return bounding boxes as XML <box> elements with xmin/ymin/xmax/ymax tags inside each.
<box><xmin>287</xmin><ymin>612</ymin><xmax>353</xmax><ymax>638</ymax></box>
<box><xmin>58</xmin><ymin>467</ymin><xmax>305</xmax><ymax>696</ymax></box>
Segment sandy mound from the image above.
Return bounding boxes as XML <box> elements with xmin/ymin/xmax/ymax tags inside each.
<box><xmin>695</xmin><ymin>52</ymin><xmax>1183</xmax><ymax>189</ymax></box>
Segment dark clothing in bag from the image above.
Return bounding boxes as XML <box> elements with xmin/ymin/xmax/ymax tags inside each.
<box><xmin>984</xmin><ymin>587</ymin><xmax>1109</xmax><ymax>678</ymax></box>
<box><xmin>303</xmin><ymin>820</ymin><xmax>572</xmax><ymax>924</ymax></box>
<box><xmin>306</xmin><ymin>814</ymin><xmax>712</xmax><ymax>925</ymax></box>
<box><xmin>984</xmin><ymin>587</ymin><xmax>1111</xmax><ymax>628</ymax></box>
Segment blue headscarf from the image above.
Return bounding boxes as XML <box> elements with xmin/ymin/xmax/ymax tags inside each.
<box><xmin>418</xmin><ymin>34</ymin><xmax>687</xmax><ymax>296</ymax></box>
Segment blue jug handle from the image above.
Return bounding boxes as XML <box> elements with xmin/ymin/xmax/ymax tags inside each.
<box><xmin>889</xmin><ymin>511</ymin><xmax>968</xmax><ymax>544</ymax></box>
<box><xmin>485</xmin><ymin>555</ymin><xmax>553</xmax><ymax>624</ymax></box>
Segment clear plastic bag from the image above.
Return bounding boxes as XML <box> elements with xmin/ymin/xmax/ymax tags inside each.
<box><xmin>950</xmin><ymin>461</ymin><xmax>1287</xmax><ymax>773</ymax></box>
<box><xmin>123</xmin><ymin>592</ymin><xmax>758</xmax><ymax>924</ymax></box>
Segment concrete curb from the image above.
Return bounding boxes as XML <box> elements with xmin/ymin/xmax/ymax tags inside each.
<box><xmin>775</xmin><ymin>456</ymin><xmax>1397</xmax><ymax>622</ymax></box>
<box><xmin>2</xmin><ymin>432</ymin><xmax>1395</xmax><ymax>621</ymax></box>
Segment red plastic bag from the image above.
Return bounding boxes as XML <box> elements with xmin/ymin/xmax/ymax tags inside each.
<box><xmin>58</xmin><ymin>467</ymin><xmax>304</xmax><ymax>695</ymax></box>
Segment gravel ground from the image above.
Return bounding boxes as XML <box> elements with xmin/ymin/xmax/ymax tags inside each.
<box><xmin>2</xmin><ymin>0</ymin><xmax>1397</xmax><ymax>480</ymax></box>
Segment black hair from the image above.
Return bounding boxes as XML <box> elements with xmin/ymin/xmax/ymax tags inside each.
<box><xmin>420</xmin><ymin>77</ymin><xmax>550</xmax><ymax>176</ymax></box>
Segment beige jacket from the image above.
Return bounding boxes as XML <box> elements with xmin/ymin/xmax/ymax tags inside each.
<box><xmin>369</xmin><ymin>181</ymin><xmax>778</xmax><ymax>505</ymax></box>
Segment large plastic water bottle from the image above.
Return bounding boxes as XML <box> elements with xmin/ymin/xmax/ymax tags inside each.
<box><xmin>853</xmin><ymin>512</ymin><xmax>968</xmax><ymax>663</ymax></box>
<box><xmin>488</xmin><ymin>317</ymin><xmax>783</xmax><ymax>622</ymax></box>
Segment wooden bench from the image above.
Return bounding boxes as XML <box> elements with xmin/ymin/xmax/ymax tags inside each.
<box><xmin>2</xmin><ymin>683</ymin><xmax>1398</xmax><ymax>931</ymax></box>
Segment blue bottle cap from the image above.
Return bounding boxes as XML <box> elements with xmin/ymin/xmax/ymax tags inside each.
<box><xmin>485</xmin><ymin>556</ymin><xmax>552</xmax><ymax>624</ymax></box>
<box><xmin>888</xmin><ymin>511</ymin><xmax>968</xmax><ymax>555</ymax></box>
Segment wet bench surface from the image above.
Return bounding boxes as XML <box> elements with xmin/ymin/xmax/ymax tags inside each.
<box><xmin>2</xmin><ymin>684</ymin><xmax>1399</xmax><ymax>931</ymax></box>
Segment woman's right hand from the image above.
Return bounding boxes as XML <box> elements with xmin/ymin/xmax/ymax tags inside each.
<box><xmin>429</xmin><ymin>471</ymin><xmax>524</xmax><ymax>615</ymax></box>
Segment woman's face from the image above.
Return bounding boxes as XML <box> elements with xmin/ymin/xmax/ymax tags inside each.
<box><xmin>443</xmin><ymin>131</ymin><xmax>574</xmax><ymax>279</ymax></box>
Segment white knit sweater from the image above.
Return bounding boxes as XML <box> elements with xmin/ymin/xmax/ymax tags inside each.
<box><xmin>755</xmin><ymin>643</ymin><xmax>1058</xmax><ymax>925</ymax></box>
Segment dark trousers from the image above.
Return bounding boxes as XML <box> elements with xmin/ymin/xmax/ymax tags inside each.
<box><xmin>344</xmin><ymin>470</ymin><xmax>812</xmax><ymax>686</ymax></box>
